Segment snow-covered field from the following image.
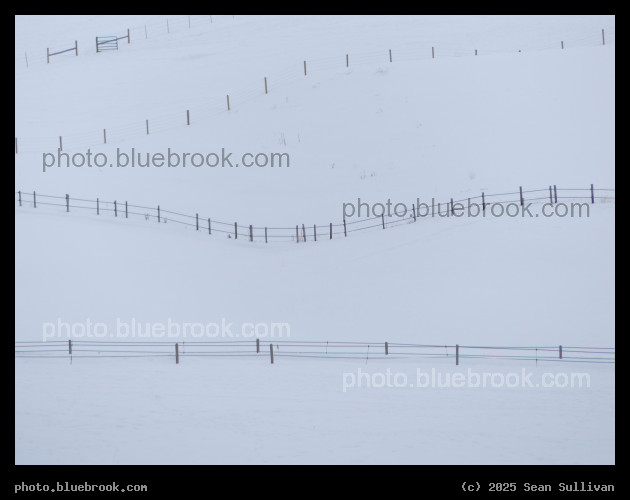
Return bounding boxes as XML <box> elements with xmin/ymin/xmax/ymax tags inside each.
<box><xmin>15</xmin><ymin>15</ymin><xmax>614</xmax><ymax>465</ymax></box>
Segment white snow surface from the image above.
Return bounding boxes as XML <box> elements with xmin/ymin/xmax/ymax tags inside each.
<box><xmin>15</xmin><ymin>15</ymin><xmax>614</xmax><ymax>464</ymax></box>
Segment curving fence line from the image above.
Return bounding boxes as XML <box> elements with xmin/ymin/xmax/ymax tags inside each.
<box><xmin>15</xmin><ymin>185</ymin><xmax>615</xmax><ymax>244</ymax></box>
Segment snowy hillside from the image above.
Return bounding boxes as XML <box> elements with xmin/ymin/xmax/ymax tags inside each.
<box><xmin>15</xmin><ymin>15</ymin><xmax>615</xmax><ymax>466</ymax></box>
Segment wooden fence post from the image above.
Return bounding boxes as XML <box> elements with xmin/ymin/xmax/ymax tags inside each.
<box><xmin>346</xmin><ymin>54</ymin><xmax>349</xmax><ymax>67</ymax></box>
<box><xmin>389</xmin><ymin>49</ymin><xmax>392</xmax><ymax>62</ymax></box>
<box><xmin>47</xmin><ymin>47</ymin><xmax>50</xmax><ymax>64</ymax></box>
<box><xmin>303</xmin><ymin>60</ymin><xmax>307</xmax><ymax>76</ymax></box>
<box><xmin>68</xmin><ymin>339</ymin><xmax>72</xmax><ymax>355</ymax></box>
<box><xmin>330</xmin><ymin>222</ymin><xmax>332</xmax><ymax>239</ymax></box>
<box><xmin>104</xmin><ymin>129</ymin><xmax>107</xmax><ymax>144</ymax></box>
<box><xmin>208</xmin><ymin>218</ymin><xmax>211</xmax><ymax>234</ymax></box>
<box><xmin>66</xmin><ymin>194</ymin><xmax>69</xmax><ymax>212</ymax></box>
<box><xmin>381</xmin><ymin>214</ymin><xmax>385</xmax><ymax>229</ymax></box>
<box><xmin>549</xmin><ymin>186</ymin><xmax>553</xmax><ymax>204</ymax></box>
<box><xmin>482</xmin><ymin>192</ymin><xmax>485</xmax><ymax>213</ymax></box>
<box><xmin>59</xmin><ymin>136</ymin><xmax>63</xmax><ymax>151</ymax></box>
<box><xmin>519</xmin><ymin>186</ymin><xmax>523</xmax><ymax>206</ymax></box>
<box><xmin>187</xmin><ymin>110</ymin><xmax>190</xmax><ymax>125</ymax></box>
<box><xmin>75</xmin><ymin>40</ymin><xmax>78</xmax><ymax>56</ymax></box>
<box><xmin>591</xmin><ymin>184</ymin><xmax>595</xmax><ymax>204</ymax></box>
<box><xmin>385</xmin><ymin>342</ymin><xmax>388</xmax><ymax>355</ymax></box>
<box><xmin>96</xmin><ymin>198</ymin><xmax>99</xmax><ymax>215</ymax></box>
<box><xmin>295</xmin><ymin>225</ymin><xmax>299</xmax><ymax>243</ymax></box>
<box><xmin>256</xmin><ymin>338</ymin><xmax>260</xmax><ymax>353</ymax></box>
<box><xmin>456</xmin><ymin>344</ymin><xmax>459</xmax><ymax>365</ymax></box>
<box><xmin>343</xmin><ymin>219</ymin><xmax>347</xmax><ymax>237</ymax></box>
<box><xmin>265</xmin><ymin>227</ymin><xmax>267</xmax><ymax>243</ymax></box>
<box><xmin>250</xmin><ymin>224</ymin><xmax>253</xmax><ymax>242</ymax></box>
<box><xmin>559</xmin><ymin>345</ymin><xmax>563</xmax><ymax>359</ymax></box>
<box><xmin>127</xmin><ymin>28</ymin><xmax>130</xmax><ymax>43</ymax></box>
<box><xmin>270</xmin><ymin>343</ymin><xmax>274</xmax><ymax>364</ymax></box>
<box><xmin>18</xmin><ymin>191</ymin><xmax>22</xmax><ymax>206</ymax></box>
<box><xmin>125</xmin><ymin>201</ymin><xmax>128</xmax><ymax>218</ymax></box>
<box><xmin>554</xmin><ymin>185</ymin><xmax>557</xmax><ymax>203</ymax></box>
<box><xmin>602</xmin><ymin>29</ymin><xmax>605</xmax><ymax>45</ymax></box>
<box><xmin>157</xmin><ymin>205</ymin><xmax>160</xmax><ymax>222</ymax></box>
<box><xmin>227</xmin><ymin>95</ymin><xmax>230</xmax><ymax>111</ymax></box>
<box><xmin>196</xmin><ymin>213</ymin><xmax>199</xmax><ymax>230</ymax></box>
<box><xmin>561</xmin><ymin>41</ymin><xmax>564</xmax><ymax>49</ymax></box>
<box><xmin>432</xmin><ymin>46</ymin><xmax>435</xmax><ymax>59</ymax></box>
<box><xmin>314</xmin><ymin>224</ymin><xmax>317</xmax><ymax>242</ymax></box>
<box><xmin>302</xmin><ymin>223</ymin><xmax>306</xmax><ymax>242</ymax></box>
<box><xmin>264</xmin><ymin>77</ymin><xmax>268</xmax><ymax>94</ymax></box>
<box><xmin>234</xmin><ymin>222</ymin><xmax>238</xmax><ymax>239</ymax></box>
<box><xmin>15</xmin><ymin>137</ymin><xmax>18</xmax><ymax>154</ymax></box>
<box><xmin>175</xmin><ymin>343</ymin><xmax>179</xmax><ymax>364</ymax></box>
<box><xmin>33</xmin><ymin>191</ymin><xmax>36</xmax><ymax>208</ymax></box>
<box><xmin>146</xmin><ymin>119</ymin><xmax>149</xmax><ymax>135</ymax></box>
<box><xmin>114</xmin><ymin>200</ymin><xmax>117</xmax><ymax>217</ymax></box>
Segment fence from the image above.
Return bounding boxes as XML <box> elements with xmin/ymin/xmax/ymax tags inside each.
<box><xmin>15</xmin><ymin>340</ymin><xmax>615</xmax><ymax>365</ymax></box>
<box><xmin>96</xmin><ymin>30</ymin><xmax>130</xmax><ymax>53</ymax></box>
<box><xmin>15</xmin><ymin>25</ymin><xmax>615</xmax><ymax>154</ymax></box>
<box><xmin>14</xmin><ymin>186</ymin><xmax>615</xmax><ymax>244</ymax></box>
<box><xmin>46</xmin><ymin>40</ymin><xmax>78</xmax><ymax>64</ymax></box>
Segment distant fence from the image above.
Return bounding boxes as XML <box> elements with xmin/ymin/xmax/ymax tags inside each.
<box><xmin>14</xmin><ymin>185</ymin><xmax>615</xmax><ymax>244</ymax></box>
<box><xmin>15</xmin><ymin>340</ymin><xmax>615</xmax><ymax>365</ymax></box>
<box><xmin>96</xmin><ymin>30</ymin><xmax>130</xmax><ymax>53</ymax></box>
<box><xmin>15</xmin><ymin>26</ymin><xmax>615</xmax><ymax>153</ymax></box>
<box><xmin>46</xmin><ymin>40</ymin><xmax>77</xmax><ymax>64</ymax></box>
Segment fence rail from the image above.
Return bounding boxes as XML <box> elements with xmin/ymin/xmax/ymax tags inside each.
<box><xmin>15</xmin><ymin>340</ymin><xmax>615</xmax><ymax>365</ymax></box>
<box><xmin>15</xmin><ymin>186</ymin><xmax>615</xmax><ymax>244</ymax></box>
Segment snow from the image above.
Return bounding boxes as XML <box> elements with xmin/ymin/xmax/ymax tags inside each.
<box><xmin>15</xmin><ymin>14</ymin><xmax>615</xmax><ymax>465</ymax></box>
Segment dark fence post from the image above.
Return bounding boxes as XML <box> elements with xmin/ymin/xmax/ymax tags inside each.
<box><xmin>412</xmin><ymin>203</ymin><xmax>416</xmax><ymax>221</ymax></box>
<box><xmin>208</xmin><ymin>218</ymin><xmax>211</xmax><ymax>234</ymax></box>
<box><xmin>66</xmin><ymin>194</ymin><xmax>69</xmax><ymax>212</ymax></box>
<box><xmin>270</xmin><ymin>343</ymin><xmax>274</xmax><ymax>364</ymax></box>
<box><xmin>68</xmin><ymin>339</ymin><xmax>72</xmax><ymax>355</ymax></box>
<box><xmin>157</xmin><ymin>205</ymin><xmax>160</xmax><ymax>222</ymax></box>
<box><xmin>256</xmin><ymin>338</ymin><xmax>260</xmax><ymax>353</ymax></box>
<box><xmin>250</xmin><ymin>225</ymin><xmax>253</xmax><ymax>242</ymax></box>
<box><xmin>330</xmin><ymin>223</ymin><xmax>333</xmax><ymax>239</ymax></box>
<box><xmin>125</xmin><ymin>201</ymin><xmax>128</xmax><ymax>218</ymax></box>
<box><xmin>481</xmin><ymin>192</ymin><xmax>485</xmax><ymax>213</ymax></box>
<box><xmin>591</xmin><ymin>184</ymin><xmax>594</xmax><ymax>204</ymax></box>
<box><xmin>519</xmin><ymin>186</ymin><xmax>523</xmax><ymax>206</ymax></box>
<box><xmin>175</xmin><ymin>343</ymin><xmax>179</xmax><ymax>364</ymax></box>
<box><xmin>382</xmin><ymin>214</ymin><xmax>385</xmax><ymax>229</ymax></box>
<box><xmin>234</xmin><ymin>222</ymin><xmax>238</xmax><ymax>239</ymax></box>
<box><xmin>295</xmin><ymin>225</ymin><xmax>299</xmax><ymax>243</ymax></box>
<box><xmin>549</xmin><ymin>186</ymin><xmax>553</xmax><ymax>204</ymax></box>
<box><xmin>314</xmin><ymin>224</ymin><xmax>317</xmax><ymax>242</ymax></box>
<box><xmin>18</xmin><ymin>191</ymin><xmax>22</xmax><ymax>207</ymax></box>
<box><xmin>456</xmin><ymin>344</ymin><xmax>459</xmax><ymax>365</ymax></box>
<box><xmin>265</xmin><ymin>227</ymin><xmax>267</xmax><ymax>243</ymax></box>
<box><xmin>114</xmin><ymin>200</ymin><xmax>117</xmax><ymax>217</ymax></box>
<box><xmin>385</xmin><ymin>342</ymin><xmax>388</xmax><ymax>355</ymax></box>
<box><xmin>554</xmin><ymin>185</ymin><xmax>557</xmax><ymax>203</ymax></box>
<box><xmin>33</xmin><ymin>191</ymin><xmax>36</xmax><ymax>208</ymax></box>
<box><xmin>196</xmin><ymin>213</ymin><xmax>199</xmax><ymax>231</ymax></box>
<box><xmin>343</xmin><ymin>219</ymin><xmax>347</xmax><ymax>237</ymax></box>
<box><xmin>559</xmin><ymin>345</ymin><xmax>563</xmax><ymax>359</ymax></box>
<box><xmin>302</xmin><ymin>223</ymin><xmax>306</xmax><ymax>242</ymax></box>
